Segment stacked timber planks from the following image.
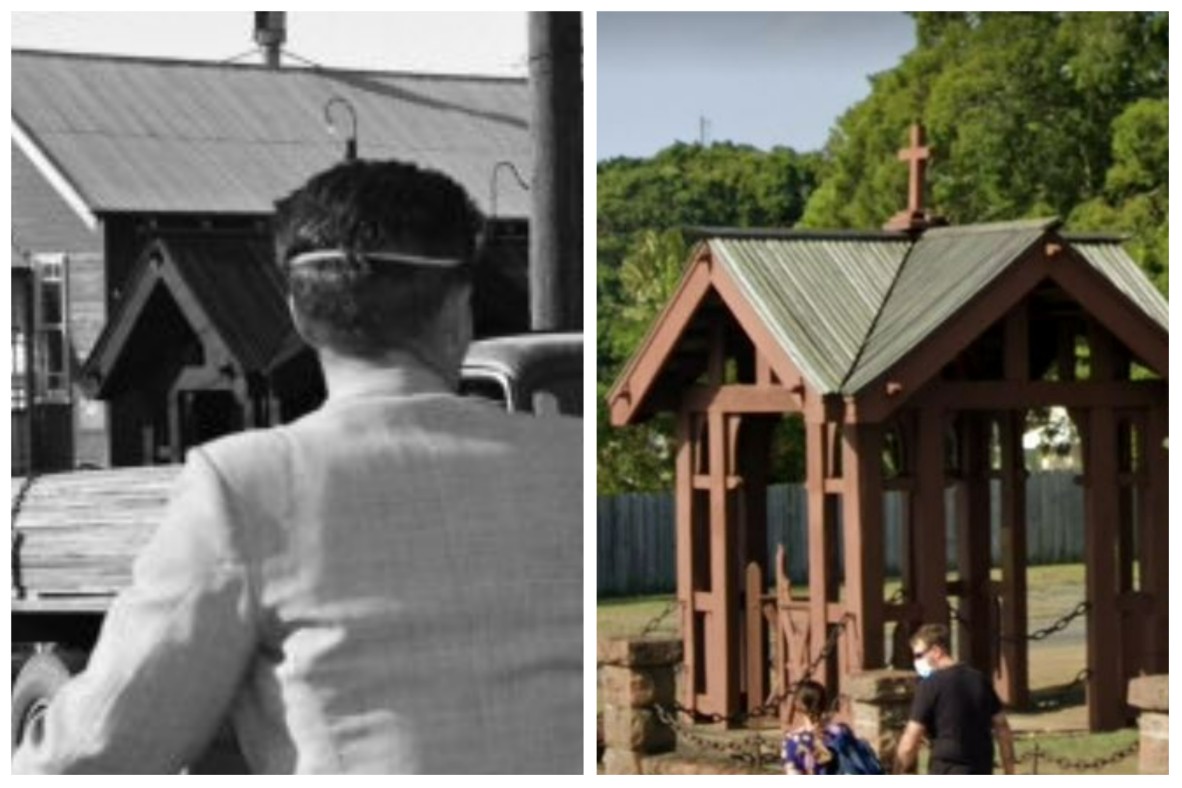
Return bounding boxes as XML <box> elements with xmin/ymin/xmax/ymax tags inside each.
<box><xmin>12</xmin><ymin>466</ymin><xmax>182</xmax><ymax>599</ymax></box>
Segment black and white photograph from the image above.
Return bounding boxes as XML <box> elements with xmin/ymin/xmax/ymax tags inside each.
<box><xmin>9</xmin><ymin>11</ymin><xmax>583</xmax><ymax>774</ymax></box>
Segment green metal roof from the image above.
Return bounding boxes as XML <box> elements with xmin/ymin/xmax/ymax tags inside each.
<box><xmin>1071</xmin><ymin>240</ymin><xmax>1169</xmax><ymax>330</ymax></box>
<box><xmin>712</xmin><ymin>236</ymin><xmax>910</xmax><ymax>392</ymax></box>
<box><xmin>695</xmin><ymin>218</ymin><xmax>1167</xmax><ymax>397</ymax></box>
<box><xmin>843</xmin><ymin>219</ymin><xmax>1056</xmax><ymax>392</ymax></box>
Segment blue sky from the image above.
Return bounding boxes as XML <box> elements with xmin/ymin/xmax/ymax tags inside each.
<box><xmin>598</xmin><ymin>12</ymin><xmax>915</xmax><ymax>160</ymax></box>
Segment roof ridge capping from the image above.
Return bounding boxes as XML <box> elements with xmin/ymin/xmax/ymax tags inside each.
<box><xmin>685</xmin><ymin>226</ymin><xmax>911</xmax><ymax>242</ymax></box>
<box><xmin>920</xmin><ymin>216</ymin><xmax>1062</xmax><ymax>238</ymax></box>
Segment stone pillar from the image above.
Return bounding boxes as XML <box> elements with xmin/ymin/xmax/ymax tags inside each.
<box><xmin>1128</xmin><ymin>675</ymin><xmax>1167</xmax><ymax>774</ymax></box>
<box><xmin>599</xmin><ymin>637</ymin><xmax>683</xmax><ymax>775</ymax></box>
<box><xmin>845</xmin><ymin>670</ymin><xmax>918</xmax><ymax>774</ymax></box>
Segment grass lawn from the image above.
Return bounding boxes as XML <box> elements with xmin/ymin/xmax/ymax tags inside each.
<box><xmin>597</xmin><ymin>563</ymin><xmax>1139</xmax><ymax>774</ymax></box>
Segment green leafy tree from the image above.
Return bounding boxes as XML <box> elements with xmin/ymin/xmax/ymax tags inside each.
<box><xmin>802</xmin><ymin>11</ymin><xmax>1168</xmax><ymax>247</ymax></box>
<box><xmin>597</xmin><ymin>144</ymin><xmax>820</xmax><ymax>493</ymax></box>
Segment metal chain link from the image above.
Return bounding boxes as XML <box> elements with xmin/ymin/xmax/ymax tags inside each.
<box><xmin>1003</xmin><ymin>601</ymin><xmax>1091</xmax><ymax>643</ymax></box>
<box><xmin>1023</xmin><ymin>736</ymin><xmax>1140</xmax><ymax>772</ymax></box>
<box><xmin>652</xmin><ymin>702</ymin><xmax>774</xmax><ymax>769</ymax></box>
<box><xmin>949</xmin><ymin>599</ymin><xmax>1089</xmax><ymax>644</ymax></box>
<box><xmin>639</xmin><ymin>598</ymin><xmax>680</xmax><ymax>639</ymax></box>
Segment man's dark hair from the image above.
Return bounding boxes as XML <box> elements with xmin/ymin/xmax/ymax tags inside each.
<box><xmin>795</xmin><ymin>679</ymin><xmax>828</xmax><ymax>722</ymax></box>
<box><xmin>273</xmin><ymin>159</ymin><xmax>483</xmax><ymax>358</ymax></box>
<box><xmin>910</xmin><ymin>622</ymin><xmax>951</xmax><ymax>653</ymax></box>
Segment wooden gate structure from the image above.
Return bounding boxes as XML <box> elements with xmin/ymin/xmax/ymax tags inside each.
<box><xmin>607</xmin><ymin>126</ymin><xmax>1168</xmax><ymax>732</ymax></box>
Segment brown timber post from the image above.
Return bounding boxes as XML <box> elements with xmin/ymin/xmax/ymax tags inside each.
<box><xmin>997</xmin><ymin>410</ymin><xmax>1029</xmax><ymax>707</ymax></box>
<box><xmin>913</xmin><ymin>407</ymin><xmax>949</xmax><ymax>629</ymax></box>
<box><xmin>1084</xmin><ymin>404</ymin><xmax>1123</xmax><ymax>730</ymax></box>
<box><xmin>739</xmin><ymin>420</ymin><xmax>772</xmax><ymax>714</ymax></box>
<box><xmin>955</xmin><ymin>414</ymin><xmax>992</xmax><ymax>672</ymax></box>
<box><xmin>842</xmin><ymin>423</ymin><xmax>886</xmax><ymax>672</ymax></box>
<box><xmin>674</xmin><ymin>411</ymin><xmax>697</xmax><ymax>712</ymax></box>
<box><xmin>805</xmin><ymin>418</ymin><xmax>833</xmax><ymax>690</ymax></box>
<box><xmin>1142</xmin><ymin>402</ymin><xmax>1168</xmax><ymax>675</ymax></box>
<box><xmin>707</xmin><ymin>406</ymin><xmax>740</xmax><ymax>721</ymax></box>
<box><xmin>996</xmin><ymin>302</ymin><xmax>1029</xmax><ymax>705</ymax></box>
<box><xmin>1084</xmin><ymin>322</ymin><xmax>1126</xmax><ymax>730</ymax></box>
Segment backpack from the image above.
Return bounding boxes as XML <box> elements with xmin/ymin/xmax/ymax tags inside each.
<box><xmin>831</xmin><ymin>729</ymin><xmax>885</xmax><ymax>775</ymax></box>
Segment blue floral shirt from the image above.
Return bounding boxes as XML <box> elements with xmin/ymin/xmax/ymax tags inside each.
<box><xmin>782</xmin><ymin>723</ymin><xmax>856</xmax><ymax>775</ymax></box>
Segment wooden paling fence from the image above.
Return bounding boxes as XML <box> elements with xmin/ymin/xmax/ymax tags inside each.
<box><xmin>12</xmin><ymin>466</ymin><xmax>182</xmax><ymax>598</ymax></box>
<box><xmin>598</xmin><ymin>472</ymin><xmax>1086</xmax><ymax>597</ymax></box>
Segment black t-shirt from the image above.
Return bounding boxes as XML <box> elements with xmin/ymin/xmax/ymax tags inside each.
<box><xmin>909</xmin><ymin>663</ymin><xmax>1002</xmax><ymax>774</ymax></box>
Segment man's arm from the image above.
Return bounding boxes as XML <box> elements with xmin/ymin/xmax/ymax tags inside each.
<box><xmin>13</xmin><ymin>450</ymin><xmax>259</xmax><ymax>774</ymax></box>
<box><xmin>894</xmin><ymin>721</ymin><xmax>926</xmax><ymax>774</ymax></box>
<box><xmin>992</xmin><ymin>712</ymin><xmax>1016</xmax><ymax>775</ymax></box>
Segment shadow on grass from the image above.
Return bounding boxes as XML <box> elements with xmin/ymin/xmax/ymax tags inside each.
<box><xmin>1027</xmin><ymin>679</ymin><xmax>1087</xmax><ymax>713</ymax></box>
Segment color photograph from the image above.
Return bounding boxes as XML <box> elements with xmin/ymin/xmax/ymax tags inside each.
<box><xmin>596</xmin><ymin>10</ymin><xmax>1167</xmax><ymax>776</ymax></box>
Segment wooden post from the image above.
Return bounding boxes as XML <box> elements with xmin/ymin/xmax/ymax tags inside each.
<box><xmin>954</xmin><ymin>414</ymin><xmax>992</xmax><ymax>672</ymax></box>
<box><xmin>1083</xmin><ymin>322</ymin><xmax>1128</xmax><ymax>730</ymax></box>
<box><xmin>1084</xmin><ymin>405</ymin><xmax>1124</xmax><ymax>730</ymax></box>
<box><xmin>739</xmin><ymin>419</ymin><xmax>772</xmax><ymax>713</ymax></box>
<box><xmin>706</xmin><ymin>407</ymin><xmax>740</xmax><ymax>721</ymax></box>
<box><xmin>1114</xmin><ymin>418</ymin><xmax>1137</xmax><ymax>594</ymax></box>
<box><xmin>675</xmin><ymin>411</ymin><xmax>696</xmax><ymax>712</ymax></box>
<box><xmin>1142</xmin><ymin>403</ymin><xmax>1168</xmax><ymax>674</ymax></box>
<box><xmin>997</xmin><ymin>411</ymin><xmax>1029</xmax><ymax>707</ymax></box>
<box><xmin>806</xmin><ymin>418</ymin><xmax>832</xmax><ymax>689</ymax></box>
<box><xmin>913</xmin><ymin>406</ymin><xmax>948</xmax><ymax>628</ymax></box>
<box><xmin>842</xmin><ymin>423</ymin><xmax>886</xmax><ymax>671</ymax></box>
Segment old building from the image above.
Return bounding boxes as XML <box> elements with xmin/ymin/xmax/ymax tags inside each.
<box><xmin>11</xmin><ymin>48</ymin><xmax>533</xmax><ymax>472</ymax></box>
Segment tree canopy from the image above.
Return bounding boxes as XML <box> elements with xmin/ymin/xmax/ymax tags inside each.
<box><xmin>598</xmin><ymin>11</ymin><xmax>1168</xmax><ymax>495</ymax></box>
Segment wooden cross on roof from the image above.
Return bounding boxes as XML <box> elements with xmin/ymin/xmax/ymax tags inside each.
<box><xmin>900</xmin><ymin>124</ymin><xmax>930</xmax><ymax>215</ymax></box>
<box><xmin>884</xmin><ymin>122</ymin><xmax>944</xmax><ymax>232</ymax></box>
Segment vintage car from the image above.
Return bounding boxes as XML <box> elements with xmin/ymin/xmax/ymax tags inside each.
<box><xmin>460</xmin><ymin>332</ymin><xmax>582</xmax><ymax>416</ymax></box>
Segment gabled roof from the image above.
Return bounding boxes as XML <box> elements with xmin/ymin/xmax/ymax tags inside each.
<box><xmin>84</xmin><ymin>234</ymin><xmax>293</xmax><ymax>396</ymax></box>
<box><xmin>610</xmin><ymin>218</ymin><xmax>1169</xmax><ymax>423</ymax></box>
<box><xmin>12</xmin><ymin>49</ymin><xmax>531</xmax><ymax>219</ymax></box>
<box><xmin>843</xmin><ymin>218</ymin><xmax>1057</xmax><ymax>392</ymax></box>
<box><xmin>712</xmin><ymin>232</ymin><xmax>911</xmax><ymax>393</ymax></box>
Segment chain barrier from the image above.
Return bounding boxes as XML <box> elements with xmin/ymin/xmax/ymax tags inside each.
<box><xmin>638</xmin><ymin>598</ymin><xmax>680</xmax><ymax>639</ymax></box>
<box><xmin>1003</xmin><ymin>601</ymin><xmax>1090</xmax><ymax>643</ymax></box>
<box><xmin>652</xmin><ymin>702</ymin><xmax>774</xmax><ymax>768</ymax></box>
<box><xmin>1011</xmin><ymin>733</ymin><xmax>1139</xmax><ymax>773</ymax></box>
<box><xmin>948</xmin><ymin>598</ymin><xmax>1089</xmax><ymax>644</ymax></box>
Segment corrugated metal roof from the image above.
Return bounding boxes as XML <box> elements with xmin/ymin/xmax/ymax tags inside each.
<box><xmin>843</xmin><ymin>219</ymin><xmax>1057</xmax><ymax>392</ymax></box>
<box><xmin>12</xmin><ymin>50</ymin><xmax>531</xmax><ymax>217</ymax></box>
<box><xmin>711</xmin><ymin>236</ymin><xmax>911</xmax><ymax>392</ymax></box>
<box><xmin>617</xmin><ymin>217</ymin><xmax>1168</xmax><ymax>417</ymax></box>
<box><xmin>1071</xmin><ymin>240</ymin><xmax>1169</xmax><ymax>330</ymax></box>
<box><xmin>11</xmin><ymin>143</ymin><xmax>101</xmax><ymax>257</ymax></box>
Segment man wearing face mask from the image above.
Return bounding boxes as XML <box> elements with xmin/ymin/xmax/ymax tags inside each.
<box><xmin>894</xmin><ymin>623</ymin><xmax>1015</xmax><ymax>775</ymax></box>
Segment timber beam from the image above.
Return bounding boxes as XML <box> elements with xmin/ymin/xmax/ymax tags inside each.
<box><xmin>913</xmin><ymin>380</ymin><xmax>1165</xmax><ymax>411</ymax></box>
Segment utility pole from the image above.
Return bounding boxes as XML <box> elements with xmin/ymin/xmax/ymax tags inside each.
<box><xmin>528</xmin><ymin>12</ymin><xmax>582</xmax><ymax>331</ymax></box>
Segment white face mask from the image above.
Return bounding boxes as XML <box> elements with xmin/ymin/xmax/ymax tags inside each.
<box><xmin>913</xmin><ymin>657</ymin><xmax>934</xmax><ymax>679</ymax></box>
